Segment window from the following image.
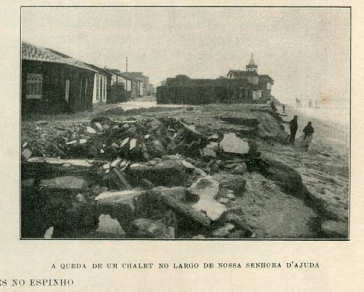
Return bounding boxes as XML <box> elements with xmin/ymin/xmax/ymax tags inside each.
<box><xmin>126</xmin><ymin>80</ymin><xmax>131</xmax><ymax>91</ymax></box>
<box><xmin>65</xmin><ymin>80</ymin><xmax>70</xmax><ymax>103</ymax></box>
<box><xmin>85</xmin><ymin>78</ymin><xmax>88</xmax><ymax>96</ymax></box>
<box><xmin>102</xmin><ymin>76</ymin><xmax>107</xmax><ymax>102</ymax></box>
<box><xmin>95</xmin><ymin>75</ymin><xmax>100</xmax><ymax>101</ymax></box>
<box><xmin>26</xmin><ymin>73</ymin><xmax>43</xmax><ymax>99</ymax></box>
<box><xmin>111</xmin><ymin>75</ymin><xmax>117</xmax><ymax>85</ymax></box>
<box><xmin>98</xmin><ymin>75</ymin><xmax>102</xmax><ymax>100</ymax></box>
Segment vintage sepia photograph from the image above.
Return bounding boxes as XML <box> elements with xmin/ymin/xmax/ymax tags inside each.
<box><xmin>20</xmin><ymin>6</ymin><xmax>350</xmax><ymax>240</ymax></box>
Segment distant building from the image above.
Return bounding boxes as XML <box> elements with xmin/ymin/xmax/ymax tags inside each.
<box><xmin>104</xmin><ymin>68</ymin><xmax>131</xmax><ymax>102</ymax></box>
<box><xmin>120</xmin><ymin>72</ymin><xmax>145</xmax><ymax>98</ymax></box>
<box><xmin>85</xmin><ymin>64</ymin><xmax>111</xmax><ymax>104</ymax></box>
<box><xmin>227</xmin><ymin>54</ymin><xmax>274</xmax><ymax>101</ymax></box>
<box><xmin>147</xmin><ymin>83</ymin><xmax>155</xmax><ymax>95</ymax></box>
<box><xmin>157</xmin><ymin>54</ymin><xmax>275</xmax><ymax>105</ymax></box>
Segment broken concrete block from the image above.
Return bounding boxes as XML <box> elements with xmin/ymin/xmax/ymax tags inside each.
<box><xmin>103</xmin><ymin>163</ymin><xmax>111</xmax><ymax>170</ymax></box>
<box><xmin>149</xmin><ymin>139</ymin><xmax>166</xmax><ymax>157</ymax></box>
<box><xmin>66</xmin><ymin>140</ymin><xmax>77</xmax><ymax>145</ymax></box>
<box><xmin>202</xmin><ymin>147</ymin><xmax>216</xmax><ymax>158</ymax></box>
<box><xmin>129</xmin><ymin>218</ymin><xmax>174</xmax><ymax>238</ymax></box>
<box><xmin>22</xmin><ymin>148</ymin><xmax>32</xmax><ymax>160</ymax></box>
<box><xmin>112</xmin><ymin>168</ymin><xmax>130</xmax><ymax>186</ymax></box>
<box><xmin>86</xmin><ymin>127</ymin><xmax>96</xmax><ymax>134</ymax></box>
<box><xmin>231</xmin><ymin>163</ymin><xmax>248</xmax><ymax>175</ymax></box>
<box><xmin>94</xmin><ymin>122</ymin><xmax>103</xmax><ymax>131</ymax></box>
<box><xmin>127</xmin><ymin>159</ymin><xmax>187</xmax><ymax>187</ymax></box>
<box><xmin>27</xmin><ymin>157</ymin><xmax>94</xmax><ymax>167</ymax></box>
<box><xmin>40</xmin><ymin>176</ymin><xmax>89</xmax><ymax>190</ymax></box>
<box><xmin>96</xmin><ymin>214</ymin><xmax>125</xmax><ymax>236</ymax></box>
<box><xmin>44</xmin><ymin>226</ymin><xmax>54</xmax><ymax>239</ymax></box>
<box><xmin>95</xmin><ymin>189</ymin><xmax>144</xmax><ymax>228</ymax></box>
<box><xmin>211</xmin><ymin>223</ymin><xmax>235</xmax><ymax>238</ymax></box>
<box><xmin>75</xmin><ymin>193</ymin><xmax>87</xmax><ymax>203</ymax></box>
<box><xmin>224</xmin><ymin>192</ymin><xmax>236</xmax><ymax>200</ymax></box>
<box><xmin>220</xmin><ymin>133</ymin><xmax>249</xmax><ymax>155</ymax></box>
<box><xmin>95</xmin><ymin>189</ymin><xmax>143</xmax><ymax>208</ymax></box>
<box><xmin>202</xmin><ymin>142</ymin><xmax>219</xmax><ymax>158</ymax></box>
<box><xmin>120</xmin><ymin>137</ymin><xmax>130</xmax><ymax>148</ymax></box>
<box><xmin>110</xmin><ymin>158</ymin><xmax>122</xmax><ymax>168</ymax></box>
<box><xmin>146</xmin><ymin>187</ymin><xmax>211</xmax><ymax>227</ymax></box>
<box><xmin>181</xmin><ymin>159</ymin><xmax>207</xmax><ymax>176</ymax></box>
<box><xmin>129</xmin><ymin>138</ymin><xmax>137</xmax><ymax>150</ymax></box>
<box><xmin>208</xmin><ymin>134</ymin><xmax>220</xmax><ymax>142</ymax></box>
<box><xmin>189</xmin><ymin>176</ymin><xmax>226</xmax><ymax>221</ymax></box>
<box><xmin>140</xmin><ymin>178</ymin><xmax>154</xmax><ymax>189</ymax></box>
<box><xmin>217</xmin><ymin>210</ymin><xmax>253</xmax><ymax>237</ymax></box>
<box><xmin>151</xmin><ymin>186</ymin><xmax>187</xmax><ymax>201</ymax></box>
<box><xmin>192</xmin><ymin>234</ymin><xmax>206</xmax><ymax>239</ymax></box>
<box><xmin>213</xmin><ymin>173</ymin><xmax>246</xmax><ymax>196</ymax></box>
<box><xmin>218</xmin><ymin>197</ymin><xmax>230</xmax><ymax>204</ymax></box>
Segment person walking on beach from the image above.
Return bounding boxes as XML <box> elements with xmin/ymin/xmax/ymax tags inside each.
<box><xmin>302</xmin><ymin>121</ymin><xmax>314</xmax><ymax>151</ymax></box>
<box><xmin>289</xmin><ymin>115</ymin><xmax>298</xmax><ymax>145</ymax></box>
<box><xmin>303</xmin><ymin>122</ymin><xmax>314</xmax><ymax>140</ymax></box>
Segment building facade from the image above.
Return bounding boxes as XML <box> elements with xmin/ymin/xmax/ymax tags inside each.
<box><xmin>227</xmin><ymin>54</ymin><xmax>274</xmax><ymax>102</ymax></box>
<box><xmin>157</xmin><ymin>54</ymin><xmax>274</xmax><ymax>105</ymax></box>
<box><xmin>22</xmin><ymin>42</ymin><xmax>97</xmax><ymax>115</ymax></box>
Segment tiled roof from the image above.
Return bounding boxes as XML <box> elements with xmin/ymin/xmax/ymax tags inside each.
<box><xmin>84</xmin><ymin>63</ymin><xmax>112</xmax><ymax>75</ymax></box>
<box><xmin>22</xmin><ymin>41</ymin><xmax>97</xmax><ymax>72</ymax></box>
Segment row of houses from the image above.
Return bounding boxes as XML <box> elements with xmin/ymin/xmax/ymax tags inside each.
<box><xmin>157</xmin><ymin>54</ymin><xmax>274</xmax><ymax>105</ymax></box>
<box><xmin>21</xmin><ymin>41</ymin><xmax>154</xmax><ymax>115</ymax></box>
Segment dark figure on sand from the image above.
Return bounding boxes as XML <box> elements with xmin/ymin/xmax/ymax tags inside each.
<box><xmin>289</xmin><ymin>115</ymin><xmax>298</xmax><ymax>145</ymax></box>
<box><xmin>302</xmin><ymin>121</ymin><xmax>314</xmax><ymax>151</ymax></box>
<box><xmin>282</xmin><ymin>104</ymin><xmax>286</xmax><ymax>113</ymax></box>
<box><xmin>303</xmin><ymin>121</ymin><xmax>314</xmax><ymax>140</ymax></box>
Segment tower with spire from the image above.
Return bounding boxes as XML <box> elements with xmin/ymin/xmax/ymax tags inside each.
<box><xmin>246</xmin><ymin>53</ymin><xmax>258</xmax><ymax>73</ymax></box>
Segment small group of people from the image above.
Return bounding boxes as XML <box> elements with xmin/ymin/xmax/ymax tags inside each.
<box><xmin>287</xmin><ymin>115</ymin><xmax>315</xmax><ymax>150</ymax></box>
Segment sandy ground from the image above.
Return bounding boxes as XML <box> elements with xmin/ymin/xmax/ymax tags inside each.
<box><xmin>21</xmin><ymin>99</ymin><xmax>350</xmax><ymax>238</ymax></box>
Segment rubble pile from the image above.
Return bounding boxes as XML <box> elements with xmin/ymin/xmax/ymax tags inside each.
<box><xmin>21</xmin><ymin>115</ymin><xmax>262</xmax><ymax>239</ymax></box>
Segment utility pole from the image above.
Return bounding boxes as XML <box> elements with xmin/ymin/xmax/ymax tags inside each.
<box><xmin>125</xmin><ymin>57</ymin><xmax>128</xmax><ymax>72</ymax></box>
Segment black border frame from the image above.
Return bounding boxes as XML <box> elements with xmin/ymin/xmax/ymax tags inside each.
<box><xmin>19</xmin><ymin>5</ymin><xmax>352</xmax><ymax>241</ymax></box>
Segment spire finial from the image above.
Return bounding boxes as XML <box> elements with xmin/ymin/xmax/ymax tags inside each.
<box><xmin>249</xmin><ymin>53</ymin><xmax>256</xmax><ymax>66</ymax></box>
<box><xmin>246</xmin><ymin>53</ymin><xmax>258</xmax><ymax>72</ymax></box>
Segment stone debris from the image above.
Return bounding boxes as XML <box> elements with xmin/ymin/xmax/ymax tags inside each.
<box><xmin>96</xmin><ymin>214</ymin><xmax>125</xmax><ymax>236</ymax></box>
<box><xmin>130</xmin><ymin>218</ymin><xmax>175</xmax><ymax>238</ymax></box>
<box><xmin>211</xmin><ymin>223</ymin><xmax>235</xmax><ymax>238</ymax></box>
<box><xmin>189</xmin><ymin>176</ymin><xmax>226</xmax><ymax>221</ymax></box>
<box><xmin>40</xmin><ymin>176</ymin><xmax>89</xmax><ymax>190</ymax></box>
<box><xmin>44</xmin><ymin>226</ymin><xmax>54</xmax><ymax>239</ymax></box>
<box><xmin>22</xmin><ymin>148</ymin><xmax>32</xmax><ymax>160</ymax></box>
<box><xmin>213</xmin><ymin>173</ymin><xmax>246</xmax><ymax>196</ymax></box>
<box><xmin>22</xmin><ymin>112</ymin><xmax>342</xmax><ymax>239</ymax></box>
<box><xmin>21</xmin><ymin>116</ymin><xmax>260</xmax><ymax>238</ymax></box>
<box><xmin>220</xmin><ymin>133</ymin><xmax>250</xmax><ymax>155</ymax></box>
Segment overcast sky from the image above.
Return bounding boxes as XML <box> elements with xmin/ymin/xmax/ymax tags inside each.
<box><xmin>22</xmin><ymin>7</ymin><xmax>350</xmax><ymax>105</ymax></box>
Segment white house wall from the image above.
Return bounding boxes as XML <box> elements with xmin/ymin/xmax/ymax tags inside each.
<box><xmin>93</xmin><ymin>73</ymin><xmax>108</xmax><ymax>104</ymax></box>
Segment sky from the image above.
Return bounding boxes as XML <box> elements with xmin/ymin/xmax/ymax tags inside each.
<box><xmin>21</xmin><ymin>7</ymin><xmax>350</xmax><ymax>105</ymax></box>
